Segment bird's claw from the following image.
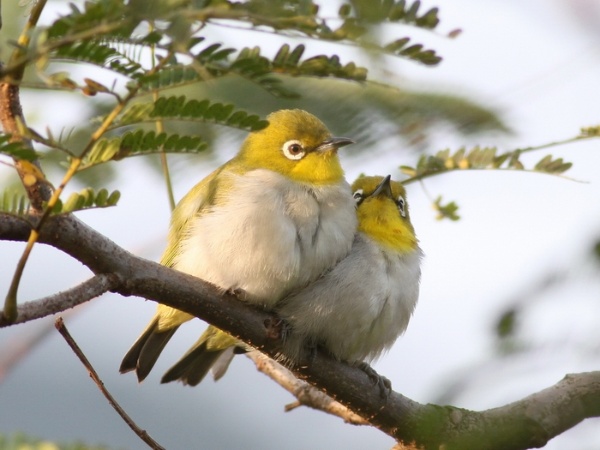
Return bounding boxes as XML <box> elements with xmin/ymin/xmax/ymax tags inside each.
<box><xmin>264</xmin><ymin>316</ymin><xmax>289</xmax><ymax>342</ymax></box>
<box><xmin>357</xmin><ymin>362</ymin><xmax>392</xmax><ymax>399</ymax></box>
<box><xmin>227</xmin><ymin>287</ymin><xmax>248</xmax><ymax>302</ymax></box>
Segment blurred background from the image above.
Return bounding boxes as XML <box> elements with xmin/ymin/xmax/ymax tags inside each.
<box><xmin>1</xmin><ymin>0</ymin><xmax>600</xmax><ymax>449</ymax></box>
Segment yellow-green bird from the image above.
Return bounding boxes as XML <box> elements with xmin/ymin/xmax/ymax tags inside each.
<box><xmin>160</xmin><ymin>175</ymin><xmax>421</xmax><ymax>386</ymax></box>
<box><xmin>277</xmin><ymin>175</ymin><xmax>422</xmax><ymax>364</ymax></box>
<box><xmin>120</xmin><ymin>109</ymin><xmax>357</xmax><ymax>381</ymax></box>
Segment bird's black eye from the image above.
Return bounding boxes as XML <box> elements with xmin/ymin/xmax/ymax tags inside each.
<box><xmin>353</xmin><ymin>188</ymin><xmax>364</xmax><ymax>205</ymax></box>
<box><xmin>397</xmin><ymin>195</ymin><xmax>406</xmax><ymax>217</ymax></box>
<box><xmin>282</xmin><ymin>140</ymin><xmax>306</xmax><ymax>160</ymax></box>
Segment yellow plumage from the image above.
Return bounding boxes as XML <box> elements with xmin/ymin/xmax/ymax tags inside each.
<box><xmin>161</xmin><ymin>175</ymin><xmax>422</xmax><ymax>385</ymax></box>
<box><xmin>120</xmin><ymin>109</ymin><xmax>357</xmax><ymax>381</ymax></box>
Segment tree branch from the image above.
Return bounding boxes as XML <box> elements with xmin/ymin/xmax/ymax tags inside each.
<box><xmin>0</xmin><ymin>212</ymin><xmax>599</xmax><ymax>449</ymax></box>
<box><xmin>55</xmin><ymin>317</ymin><xmax>166</xmax><ymax>450</ymax></box>
<box><xmin>0</xmin><ymin>273</ymin><xmax>120</xmax><ymax>327</ymax></box>
<box><xmin>0</xmin><ymin>0</ymin><xmax>53</xmax><ymax>211</ymax></box>
<box><xmin>247</xmin><ymin>350</ymin><xmax>368</xmax><ymax>425</ymax></box>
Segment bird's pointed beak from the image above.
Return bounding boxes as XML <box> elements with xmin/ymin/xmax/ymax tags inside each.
<box><xmin>315</xmin><ymin>137</ymin><xmax>354</xmax><ymax>153</ymax></box>
<box><xmin>371</xmin><ymin>175</ymin><xmax>393</xmax><ymax>199</ymax></box>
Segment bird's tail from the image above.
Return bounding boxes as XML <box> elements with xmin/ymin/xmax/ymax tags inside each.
<box><xmin>161</xmin><ymin>326</ymin><xmax>241</xmax><ymax>386</ymax></box>
<box><xmin>120</xmin><ymin>317</ymin><xmax>179</xmax><ymax>382</ymax></box>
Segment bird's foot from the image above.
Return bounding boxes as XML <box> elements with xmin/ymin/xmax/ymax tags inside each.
<box><xmin>264</xmin><ymin>316</ymin><xmax>289</xmax><ymax>342</ymax></box>
<box><xmin>357</xmin><ymin>362</ymin><xmax>392</xmax><ymax>399</ymax></box>
<box><xmin>226</xmin><ymin>287</ymin><xmax>248</xmax><ymax>302</ymax></box>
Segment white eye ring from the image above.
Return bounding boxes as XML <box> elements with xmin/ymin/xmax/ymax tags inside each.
<box><xmin>397</xmin><ymin>195</ymin><xmax>406</xmax><ymax>217</ymax></box>
<box><xmin>282</xmin><ymin>140</ymin><xmax>306</xmax><ymax>160</ymax></box>
<box><xmin>353</xmin><ymin>189</ymin><xmax>364</xmax><ymax>204</ymax></box>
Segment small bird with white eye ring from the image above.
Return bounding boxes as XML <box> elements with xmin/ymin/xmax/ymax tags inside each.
<box><xmin>275</xmin><ymin>174</ymin><xmax>422</xmax><ymax>370</ymax></box>
<box><xmin>160</xmin><ymin>175</ymin><xmax>422</xmax><ymax>388</ymax></box>
<box><xmin>120</xmin><ymin>109</ymin><xmax>358</xmax><ymax>382</ymax></box>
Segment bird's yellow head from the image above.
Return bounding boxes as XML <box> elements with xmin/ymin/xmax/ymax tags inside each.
<box><xmin>236</xmin><ymin>109</ymin><xmax>353</xmax><ymax>185</ymax></box>
<box><xmin>352</xmin><ymin>175</ymin><xmax>418</xmax><ymax>252</ymax></box>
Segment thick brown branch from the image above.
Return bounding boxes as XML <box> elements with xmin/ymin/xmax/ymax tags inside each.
<box><xmin>1</xmin><ymin>212</ymin><xmax>599</xmax><ymax>449</ymax></box>
<box><xmin>0</xmin><ymin>273</ymin><xmax>121</xmax><ymax>327</ymax></box>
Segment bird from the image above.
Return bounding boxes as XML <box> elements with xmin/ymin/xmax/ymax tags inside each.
<box><xmin>120</xmin><ymin>109</ymin><xmax>358</xmax><ymax>382</ymax></box>
<box><xmin>276</xmin><ymin>175</ymin><xmax>422</xmax><ymax>366</ymax></box>
<box><xmin>160</xmin><ymin>175</ymin><xmax>422</xmax><ymax>386</ymax></box>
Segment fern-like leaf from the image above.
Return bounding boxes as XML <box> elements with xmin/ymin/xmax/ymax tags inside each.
<box><xmin>401</xmin><ymin>146</ymin><xmax>573</xmax><ymax>182</ymax></box>
<box><xmin>113</xmin><ymin>97</ymin><xmax>269</xmax><ymax>132</ymax></box>
<box><xmin>580</xmin><ymin>125</ymin><xmax>600</xmax><ymax>137</ymax></box>
<box><xmin>0</xmin><ymin>191</ymin><xmax>30</xmax><ymax>216</ymax></box>
<box><xmin>54</xmin><ymin>187</ymin><xmax>120</xmax><ymax>214</ymax></box>
<box><xmin>81</xmin><ymin>130</ymin><xmax>209</xmax><ymax>169</ymax></box>
<box><xmin>137</xmin><ymin>44</ymin><xmax>367</xmax><ymax>98</ymax></box>
<box><xmin>342</xmin><ymin>0</ymin><xmax>440</xmax><ymax>29</ymax></box>
<box><xmin>46</xmin><ymin>0</ymin><xmax>132</xmax><ymax>40</ymax></box>
<box><xmin>383</xmin><ymin>37</ymin><xmax>442</xmax><ymax>65</ymax></box>
<box><xmin>51</xmin><ymin>39</ymin><xmax>144</xmax><ymax>78</ymax></box>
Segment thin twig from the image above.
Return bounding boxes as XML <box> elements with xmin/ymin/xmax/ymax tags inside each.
<box><xmin>247</xmin><ymin>351</ymin><xmax>368</xmax><ymax>425</ymax></box>
<box><xmin>55</xmin><ymin>317</ymin><xmax>166</xmax><ymax>450</ymax></box>
<box><xmin>8</xmin><ymin>0</ymin><xmax>48</xmax><ymax>80</ymax></box>
<box><xmin>0</xmin><ymin>274</ymin><xmax>121</xmax><ymax>328</ymax></box>
<box><xmin>0</xmin><ymin>308</ymin><xmax>79</xmax><ymax>383</ymax></box>
<box><xmin>148</xmin><ymin>22</ymin><xmax>176</xmax><ymax>212</ymax></box>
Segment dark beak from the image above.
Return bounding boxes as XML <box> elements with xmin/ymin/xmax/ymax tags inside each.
<box><xmin>371</xmin><ymin>175</ymin><xmax>393</xmax><ymax>199</ymax></box>
<box><xmin>315</xmin><ymin>137</ymin><xmax>355</xmax><ymax>153</ymax></box>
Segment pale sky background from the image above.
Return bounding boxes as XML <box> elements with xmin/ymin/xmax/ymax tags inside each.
<box><xmin>1</xmin><ymin>0</ymin><xmax>600</xmax><ymax>449</ymax></box>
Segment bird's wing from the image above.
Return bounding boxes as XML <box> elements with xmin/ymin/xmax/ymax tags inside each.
<box><xmin>159</xmin><ymin>166</ymin><xmax>224</xmax><ymax>268</ymax></box>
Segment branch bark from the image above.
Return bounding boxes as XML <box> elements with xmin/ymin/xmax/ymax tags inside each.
<box><xmin>1</xmin><ymin>212</ymin><xmax>599</xmax><ymax>449</ymax></box>
<box><xmin>0</xmin><ymin>0</ymin><xmax>53</xmax><ymax>211</ymax></box>
<box><xmin>0</xmin><ymin>273</ymin><xmax>120</xmax><ymax>327</ymax></box>
<box><xmin>247</xmin><ymin>350</ymin><xmax>368</xmax><ymax>425</ymax></box>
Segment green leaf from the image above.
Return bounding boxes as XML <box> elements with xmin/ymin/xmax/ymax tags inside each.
<box><xmin>113</xmin><ymin>96</ymin><xmax>268</xmax><ymax>132</ymax></box>
<box><xmin>534</xmin><ymin>155</ymin><xmax>572</xmax><ymax>174</ymax></box>
<box><xmin>137</xmin><ymin>43</ymin><xmax>368</xmax><ymax>98</ymax></box>
<box><xmin>82</xmin><ymin>130</ymin><xmax>208</xmax><ymax>169</ymax></box>
<box><xmin>0</xmin><ymin>134</ymin><xmax>38</xmax><ymax>161</ymax></box>
<box><xmin>496</xmin><ymin>308</ymin><xmax>518</xmax><ymax>339</ymax></box>
<box><xmin>52</xmin><ymin>39</ymin><xmax>143</xmax><ymax>78</ymax></box>
<box><xmin>46</xmin><ymin>0</ymin><xmax>132</xmax><ymax>40</ymax></box>
<box><xmin>0</xmin><ymin>191</ymin><xmax>29</xmax><ymax>216</ymax></box>
<box><xmin>580</xmin><ymin>125</ymin><xmax>600</xmax><ymax>137</ymax></box>
<box><xmin>384</xmin><ymin>37</ymin><xmax>442</xmax><ymax>65</ymax></box>
<box><xmin>344</xmin><ymin>0</ymin><xmax>440</xmax><ymax>29</ymax></box>
<box><xmin>433</xmin><ymin>196</ymin><xmax>460</xmax><ymax>221</ymax></box>
<box><xmin>53</xmin><ymin>187</ymin><xmax>121</xmax><ymax>214</ymax></box>
<box><xmin>402</xmin><ymin>145</ymin><xmax>573</xmax><ymax>183</ymax></box>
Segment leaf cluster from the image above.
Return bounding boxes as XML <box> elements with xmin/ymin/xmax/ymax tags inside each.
<box><xmin>400</xmin><ymin>145</ymin><xmax>574</xmax><ymax>221</ymax></box>
<box><xmin>401</xmin><ymin>146</ymin><xmax>573</xmax><ymax>182</ymax></box>
<box><xmin>0</xmin><ymin>188</ymin><xmax>120</xmax><ymax>217</ymax></box>
<box><xmin>0</xmin><ymin>0</ymin><xmax>509</xmax><ymax>214</ymax></box>
<box><xmin>52</xmin><ymin>187</ymin><xmax>121</xmax><ymax>214</ymax></box>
